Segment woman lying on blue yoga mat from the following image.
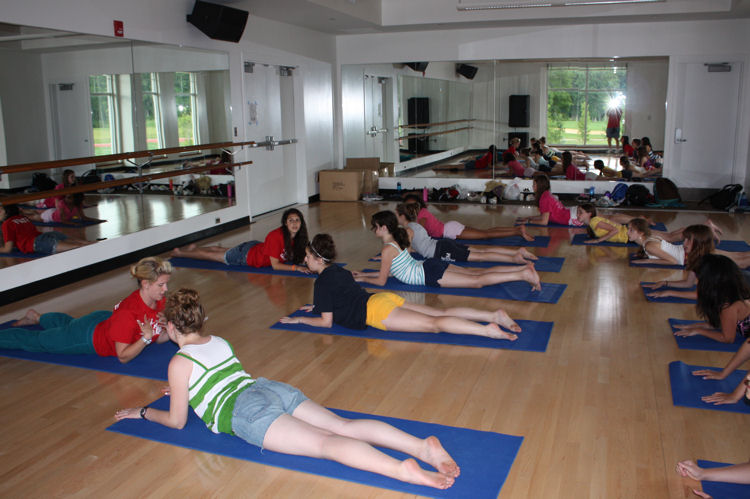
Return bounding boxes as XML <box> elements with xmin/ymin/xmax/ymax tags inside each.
<box><xmin>280</xmin><ymin>234</ymin><xmax>520</xmax><ymax>340</ymax></box>
<box><xmin>171</xmin><ymin>208</ymin><xmax>310</xmax><ymax>273</ymax></box>
<box><xmin>0</xmin><ymin>257</ymin><xmax>172</xmax><ymax>363</ymax></box>
<box><xmin>115</xmin><ymin>288</ymin><xmax>459</xmax><ymax>490</ymax></box>
<box><xmin>351</xmin><ymin>211</ymin><xmax>541</xmax><ymax>292</ymax></box>
<box><xmin>395</xmin><ymin>203</ymin><xmax>537</xmax><ymax>265</ymax></box>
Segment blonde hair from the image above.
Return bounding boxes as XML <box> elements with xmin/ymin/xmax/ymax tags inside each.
<box><xmin>164</xmin><ymin>288</ymin><xmax>206</xmax><ymax>335</ymax></box>
<box><xmin>130</xmin><ymin>257</ymin><xmax>172</xmax><ymax>285</ymax></box>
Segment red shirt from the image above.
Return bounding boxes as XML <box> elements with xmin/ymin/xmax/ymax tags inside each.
<box><xmin>623</xmin><ymin>144</ymin><xmax>634</xmax><ymax>157</ymax></box>
<box><xmin>565</xmin><ymin>164</ymin><xmax>586</xmax><ymax>180</ymax></box>
<box><xmin>2</xmin><ymin>215</ymin><xmax>40</xmax><ymax>253</ymax></box>
<box><xmin>508</xmin><ymin>160</ymin><xmax>525</xmax><ymax>177</ymax></box>
<box><xmin>92</xmin><ymin>290</ymin><xmax>165</xmax><ymax>357</ymax></box>
<box><xmin>245</xmin><ymin>227</ymin><xmax>287</xmax><ymax>267</ymax></box>
<box><xmin>539</xmin><ymin>190</ymin><xmax>571</xmax><ymax>225</ymax></box>
<box><xmin>607</xmin><ymin>108</ymin><xmax>622</xmax><ymax>128</ymax></box>
<box><xmin>475</xmin><ymin>150</ymin><xmax>493</xmax><ymax>169</ymax></box>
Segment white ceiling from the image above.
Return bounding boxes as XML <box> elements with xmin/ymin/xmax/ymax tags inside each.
<box><xmin>242</xmin><ymin>0</ymin><xmax>750</xmax><ymax>35</ymax></box>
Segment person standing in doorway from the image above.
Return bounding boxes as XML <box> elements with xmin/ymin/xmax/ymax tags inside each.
<box><xmin>606</xmin><ymin>105</ymin><xmax>623</xmax><ymax>154</ymax></box>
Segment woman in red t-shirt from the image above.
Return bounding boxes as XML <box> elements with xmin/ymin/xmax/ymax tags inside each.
<box><xmin>0</xmin><ymin>204</ymin><xmax>91</xmax><ymax>255</ymax></box>
<box><xmin>171</xmin><ymin>208</ymin><xmax>310</xmax><ymax>273</ymax></box>
<box><xmin>0</xmin><ymin>257</ymin><xmax>172</xmax><ymax>363</ymax></box>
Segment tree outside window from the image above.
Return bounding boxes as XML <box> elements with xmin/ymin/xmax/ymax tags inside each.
<box><xmin>90</xmin><ymin>75</ymin><xmax>119</xmax><ymax>155</ymax></box>
<box><xmin>141</xmin><ymin>73</ymin><xmax>164</xmax><ymax>150</ymax></box>
<box><xmin>547</xmin><ymin>65</ymin><xmax>626</xmax><ymax>146</ymax></box>
<box><xmin>175</xmin><ymin>72</ymin><xmax>199</xmax><ymax>146</ymax></box>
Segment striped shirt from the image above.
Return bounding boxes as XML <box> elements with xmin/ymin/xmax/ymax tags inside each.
<box><xmin>177</xmin><ymin>336</ymin><xmax>255</xmax><ymax>434</ymax></box>
<box><xmin>387</xmin><ymin>242</ymin><xmax>425</xmax><ymax>285</ymax></box>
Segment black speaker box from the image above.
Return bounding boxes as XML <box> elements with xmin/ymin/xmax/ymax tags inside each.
<box><xmin>187</xmin><ymin>0</ymin><xmax>249</xmax><ymax>43</ymax></box>
<box><xmin>509</xmin><ymin>94</ymin><xmax>530</xmax><ymax>128</ymax></box>
<box><xmin>456</xmin><ymin>64</ymin><xmax>478</xmax><ymax>80</ymax></box>
<box><xmin>407</xmin><ymin>97</ymin><xmax>429</xmax><ymax>127</ymax></box>
<box><xmin>405</xmin><ymin>62</ymin><xmax>429</xmax><ymax>73</ymax></box>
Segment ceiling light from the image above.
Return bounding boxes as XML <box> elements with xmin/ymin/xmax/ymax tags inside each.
<box><xmin>457</xmin><ymin>0</ymin><xmax>663</xmax><ymax>10</ymax></box>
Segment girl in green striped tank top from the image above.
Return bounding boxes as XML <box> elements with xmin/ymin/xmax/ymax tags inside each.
<box><xmin>115</xmin><ymin>288</ymin><xmax>460</xmax><ymax>490</ymax></box>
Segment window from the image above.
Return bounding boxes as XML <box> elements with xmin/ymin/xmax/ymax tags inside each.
<box><xmin>174</xmin><ymin>72</ymin><xmax>199</xmax><ymax>146</ymax></box>
<box><xmin>546</xmin><ymin>65</ymin><xmax>626</xmax><ymax>146</ymax></box>
<box><xmin>89</xmin><ymin>75</ymin><xmax>119</xmax><ymax>155</ymax></box>
<box><xmin>141</xmin><ymin>73</ymin><xmax>164</xmax><ymax>150</ymax></box>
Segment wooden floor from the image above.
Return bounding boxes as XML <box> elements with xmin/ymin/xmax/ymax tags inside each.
<box><xmin>1</xmin><ymin>201</ymin><xmax>748</xmax><ymax>498</ymax></box>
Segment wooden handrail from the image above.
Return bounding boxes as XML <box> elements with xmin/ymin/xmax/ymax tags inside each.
<box><xmin>0</xmin><ymin>140</ymin><xmax>256</xmax><ymax>175</ymax></box>
<box><xmin>399</xmin><ymin>118</ymin><xmax>475</xmax><ymax>129</ymax></box>
<box><xmin>0</xmin><ymin>161</ymin><xmax>251</xmax><ymax>206</ymax></box>
<box><xmin>397</xmin><ymin>126</ymin><xmax>473</xmax><ymax>141</ymax></box>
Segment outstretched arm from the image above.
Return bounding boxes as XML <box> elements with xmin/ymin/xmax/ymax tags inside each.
<box><xmin>280</xmin><ymin>311</ymin><xmax>333</xmax><ymax>328</ymax></box>
<box><xmin>674</xmin><ymin>308</ymin><xmax>736</xmax><ymax>343</ymax></box>
<box><xmin>352</xmin><ymin>246</ymin><xmax>395</xmax><ymax>286</ymax></box>
<box><xmin>585</xmin><ymin>220</ymin><xmax>619</xmax><ymax>243</ymax></box>
<box><xmin>693</xmin><ymin>339</ymin><xmax>750</xmax><ymax>380</ymax></box>
<box><xmin>269</xmin><ymin>256</ymin><xmax>311</xmax><ymax>274</ymax></box>
<box><xmin>114</xmin><ymin>355</ymin><xmax>191</xmax><ymax>429</ymax></box>
<box><xmin>701</xmin><ymin>374</ymin><xmax>748</xmax><ymax>405</ymax></box>
<box><xmin>677</xmin><ymin>459</ymin><xmax>750</xmax><ymax>485</ymax></box>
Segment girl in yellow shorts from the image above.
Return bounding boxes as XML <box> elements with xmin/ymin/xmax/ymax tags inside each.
<box><xmin>280</xmin><ymin>234</ymin><xmax>521</xmax><ymax>340</ymax></box>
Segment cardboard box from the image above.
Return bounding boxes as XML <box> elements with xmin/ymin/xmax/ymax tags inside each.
<box><xmin>319</xmin><ymin>169</ymin><xmax>364</xmax><ymax>201</ymax></box>
<box><xmin>379</xmin><ymin>162</ymin><xmax>394</xmax><ymax>177</ymax></box>
<box><xmin>345</xmin><ymin>157</ymin><xmax>380</xmax><ymax>171</ymax></box>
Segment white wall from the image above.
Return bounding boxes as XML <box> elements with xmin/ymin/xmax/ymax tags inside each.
<box><xmin>0</xmin><ymin>0</ymin><xmax>337</xmax><ymax>293</ymax></box>
<box><xmin>335</xmin><ymin>18</ymin><xmax>750</xmax><ymax>188</ymax></box>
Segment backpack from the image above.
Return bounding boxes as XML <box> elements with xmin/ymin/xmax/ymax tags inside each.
<box><xmin>610</xmin><ymin>182</ymin><xmax>629</xmax><ymax>203</ymax></box>
<box><xmin>625</xmin><ymin>184</ymin><xmax>652</xmax><ymax>206</ymax></box>
<box><xmin>80</xmin><ymin>169</ymin><xmax>102</xmax><ymax>184</ymax></box>
<box><xmin>701</xmin><ymin>184</ymin><xmax>743</xmax><ymax>211</ymax></box>
<box><xmin>31</xmin><ymin>172</ymin><xmax>57</xmax><ymax>192</ymax></box>
<box><xmin>653</xmin><ymin>177</ymin><xmax>681</xmax><ymax>202</ymax></box>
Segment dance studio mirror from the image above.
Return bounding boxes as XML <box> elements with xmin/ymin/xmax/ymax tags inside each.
<box><xmin>342</xmin><ymin>57</ymin><xmax>668</xmax><ymax>179</ymax></box>
<box><xmin>0</xmin><ymin>22</ymin><xmax>233</xmax><ymax>264</ymax></box>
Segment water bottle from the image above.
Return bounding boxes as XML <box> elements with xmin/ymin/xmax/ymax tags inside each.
<box><xmin>422</xmin><ymin>187</ymin><xmax>428</xmax><ymax>203</ymax></box>
<box><xmin>397</xmin><ymin>182</ymin><xmax>402</xmax><ymax>193</ymax></box>
<box><xmin>589</xmin><ymin>186</ymin><xmax>595</xmax><ymax>198</ymax></box>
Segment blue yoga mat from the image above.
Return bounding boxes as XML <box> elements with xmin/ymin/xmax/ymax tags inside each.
<box><xmin>0</xmin><ymin>320</ymin><xmax>177</xmax><ymax>380</ymax></box>
<box><xmin>453</xmin><ymin>235</ymin><xmax>549</xmax><ymax>248</ymax></box>
<box><xmin>697</xmin><ymin>460</ymin><xmax>750</xmax><ymax>499</ymax></box>
<box><xmin>669</xmin><ymin>318</ymin><xmax>744</xmax><ymax>352</ymax></box>
<box><xmin>518</xmin><ymin>222</ymin><xmax>585</xmax><ymax>228</ymax></box>
<box><xmin>669</xmin><ymin>360</ymin><xmax>750</xmax><ymax>414</ymax></box>
<box><xmin>716</xmin><ymin>240</ymin><xmax>750</xmax><ymax>252</ymax></box>
<box><xmin>169</xmin><ymin>257</ymin><xmax>340</xmax><ymax>278</ymax></box>
<box><xmin>271</xmin><ymin>310</ymin><xmax>552</xmax><ymax>352</ymax></box>
<box><xmin>358</xmin><ymin>270</ymin><xmax>566</xmax><ymax>304</ymax></box>
<box><xmin>0</xmin><ymin>249</ymin><xmax>46</xmax><ymax>258</ymax></box>
<box><xmin>570</xmin><ymin>233</ymin><xmax>638</xmax><ymax>247</ymax></box>
<box><xmin>32</xmin><ymin>219</ymin><xmax>102</xmax><ymax>227</ymax></box>
<box><xmin>107</xmin><ymin>396</ymin><xmax>523</xmax><ymax>498</ymax></box>
<box><xmin>630</xmin><ymin>260</ymin><xmax>684</xmax><ymax>269</ymax></box>
<box><xmin>641</xmin><ymin>283</ymin><xmax>696</xmax><ymax>304</ymax></box>
<box><xmin>371</xmin><ymin>255</ymin><xmax>563</xmax><ymax>273</ymax></box>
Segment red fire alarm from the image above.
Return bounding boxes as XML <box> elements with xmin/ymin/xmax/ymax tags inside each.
<box><xmin>113</xmin><ymin>20</ymin><xmax>124</xmax><ymax>37</ymax></box>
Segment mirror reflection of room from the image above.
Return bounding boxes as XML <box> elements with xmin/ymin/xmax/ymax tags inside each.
<box><xmin>0</xmin><ymin>24</ymin><xmax>235</xmax><ymax>267</ymax></box>
<box><xmin>342</xmin><ymin>58</ymin><xmax>667</xmax><ymax>181</ymax></box>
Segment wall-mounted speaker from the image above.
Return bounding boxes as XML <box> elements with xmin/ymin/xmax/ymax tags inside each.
<box><xmin>509</xmin><ymin>94</ymin><xmax>530</xmax><ymax>128</ymax></box>
<box><xmin>405</xmin><ymin>62</ymin><xmax>429</xmax><ymax>73</ymax></box>
<box><xmin>187</xmin><ymin>0</ymin><xmax>249</xmax><ymax>43</ymax></box>
<box><xmin>456</xmin><ymin>64</ymin><xmax>478</xmax><ymax>80</ymax></box>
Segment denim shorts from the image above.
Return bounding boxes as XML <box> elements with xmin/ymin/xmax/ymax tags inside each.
<box><xmin>224</xmin><ymin>241</ymin><xmax>259</xmax><ymax>266</ymax></box>
<box><xmin>231</xmin><ymin>378</ymin><xmax>309</xmax><ymax>447</ymax></box>
<box><xmin>33</xmin><ymin>231</ymin><xmax>68</xmax><ymax>254</ymax></box>
<box><xmin>423</xmin><ymin>258</ymin><xmax>450</xmax><ymax>287</ymax></box>
<box><xmin>434</xmin><ymin>239</ymin><xmax>470</xmax><ymax>262</ymax></box>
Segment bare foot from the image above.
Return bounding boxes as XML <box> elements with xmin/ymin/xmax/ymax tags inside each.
<box><xmin>493</xmin><ymin>308</ymin><xmax>522</xmax><ymax>333</ymax></box>
<box><xmin>419</xmin><ymin>436</ymin><xmax>461</xmax><ymax>478</ymax></box>
<box><xmin>398</xmin><ymin>458</ymin><xmax>454</xmax><ymax>489</ymax></box>
<box><xmin>523</xmin><ymin>264</ymin><xmax>542</xmax><ymax>292</ymax></box>
<box><xmin>486</xmin><ymin>323</ymin><xmax>518</xmax><ymax>340</ymax></box>
<box><xmin>512</xmin><ymin>253</ymin><xmax>529</xmax><ymax>264</ymax></box>
<box><xmin>518</xmin><ymin>248</ymin><xmax>538</xmax><ymax>261</ymax></box>
<box><xmin>12</xmin><ymin>309</ymin><xmax>41</xmax><ymax>326</ymax></box>
<box><xmin>519</xmin><ymin>224</ymin><xmax>535</xmax><ymax>242</ymax></box>
<box><xmin>171</xmin><ymin>247</ymin><xmax>182</xmax><ymax>257</ymax></box>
